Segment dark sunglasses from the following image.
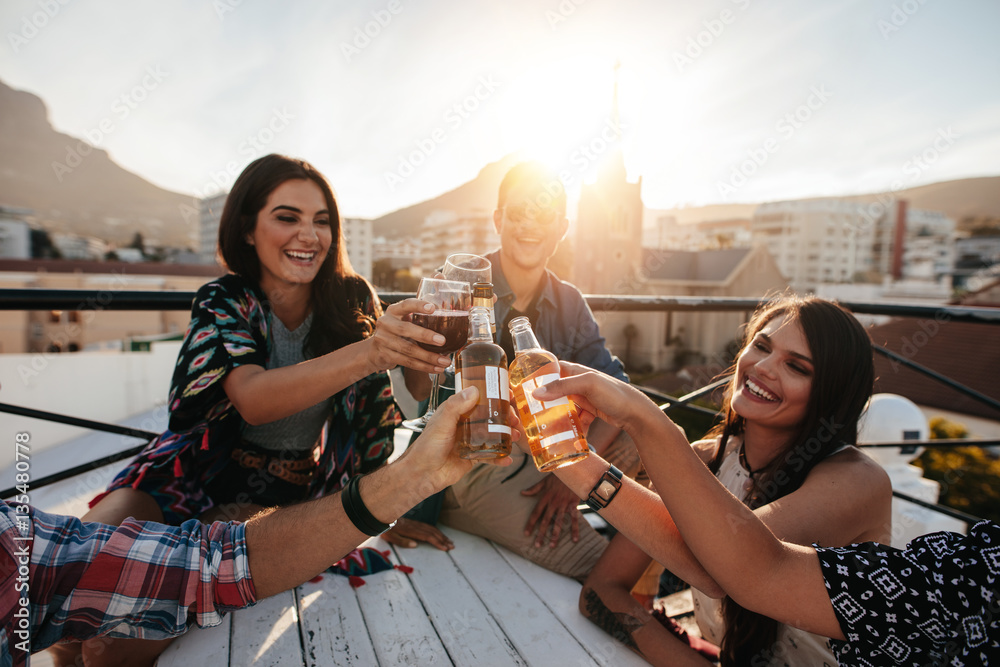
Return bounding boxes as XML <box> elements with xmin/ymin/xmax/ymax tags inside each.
<box><xmin>500</xmin><ymin>204</ymin><xmax>560</xmax><ymax>226</ymax></box>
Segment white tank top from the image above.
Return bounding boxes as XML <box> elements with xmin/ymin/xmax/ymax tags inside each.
<box><xmin>690</xmin><ymin>436</ymin><xmax>841</xmax><ymax>667</ymax></box>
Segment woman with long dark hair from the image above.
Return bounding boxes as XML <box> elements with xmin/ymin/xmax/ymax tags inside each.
<box><xmin>54</xmin><ymin>154</ymin><xmax>453</xmax><ymax>667</ymax></box>
<box><xmin>534</xmin><ymin>333</ymin><xmax>997</xmax><ymax>665</ymax></box>
<box><xmin>554</xmin><ymin>295</ymin><xmax>892</xmax><ymax>666</ymax></box>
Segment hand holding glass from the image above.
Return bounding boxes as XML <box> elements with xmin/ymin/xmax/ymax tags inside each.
<box><xmin>402</xmin><ymin>278</ymin><xmax>472</xmax><ymax>432</ymax></box>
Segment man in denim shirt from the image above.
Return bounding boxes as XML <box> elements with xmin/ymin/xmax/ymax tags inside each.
<box><xmin>436</xmin><ymin>162</ymin><xmax>638</xmax><ymax>580</ymax></box>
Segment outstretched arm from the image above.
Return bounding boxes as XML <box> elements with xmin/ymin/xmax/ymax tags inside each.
<box><xmin>247</xmin><ymin>387</ymin><xmax>507</xmax><ymax>597</ymax></box>
<box><xmin>225</xmin><ymin>298</ymin><xmax>452</xmax><ymax>425</ymax></box>
<box><xmin>19</xmin><ymin>389</ymin><xmax>505</xmax><ymax>652</ymax></box>
<box><xmin>535</xmin><ymin>366</ymin><xmax>844</xmax><ymax>640</ymax></box>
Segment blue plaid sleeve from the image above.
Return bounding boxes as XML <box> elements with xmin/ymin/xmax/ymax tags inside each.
<box><xmin>1</xmin><ymin>502</ymin><xmax>256</xmax><ymax>658</ymax></box>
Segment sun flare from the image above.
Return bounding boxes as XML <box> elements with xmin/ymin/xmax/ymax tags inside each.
<box><xmin>494</xmin><ymin>58</ymin><xmax>638</xmax><ymax>174</ymax></box>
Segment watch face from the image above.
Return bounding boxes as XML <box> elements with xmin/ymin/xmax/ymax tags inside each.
<box><xmin>598</xmin><ymin>480</ymin><xmax>616</xmax><ymax>499</ymax></box>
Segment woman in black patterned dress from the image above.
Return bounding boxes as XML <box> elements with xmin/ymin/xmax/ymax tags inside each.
<box><xmin>537</xmin><ymin>365</ymin><xmax>1000</xmax><ymax>665</ymax></box>
<box><xmin>569</xmin><ymin>296</ymin><xmax>893</xmax><ymax>666</ymax></box>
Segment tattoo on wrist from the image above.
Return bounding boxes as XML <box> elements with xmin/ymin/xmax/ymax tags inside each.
<box><xmin>582</xmin><ymin>588</ymin><xmax>647</xmax><ymax>651</ymax></box>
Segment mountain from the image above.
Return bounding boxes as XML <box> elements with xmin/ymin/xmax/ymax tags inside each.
<box><xmin>644</xmin><ymin>203</ymin><xmax>759</xmax><ymax>227</ymax></box>
<box><xmin>0</xmin><ymin>80</ymin><xmax>198</xmax><ymax>248</ymax></box>
<box><xmin>372</xmin><ymin>153</ymin><xmax>523</xmax><ymax>238</ymax></box>
<box><xmin>376</xmin><ymin>153</ymin><xmax>1000</xmax><ymax>238</ymax></box>
<box><xmin>843</xmin><ymin>176</ymin><xmax>1000</xmax><ymax>229</ymax></box>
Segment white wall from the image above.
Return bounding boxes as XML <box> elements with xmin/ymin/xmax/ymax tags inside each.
<box><xmin>0</xmin><ymin>342</ymin><xmax>179</xmax><ymax>470</ymax></box>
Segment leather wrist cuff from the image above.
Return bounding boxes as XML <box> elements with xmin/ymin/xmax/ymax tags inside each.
<box><xmin>342</xmin><ymin>474</ymin><xmax>396</xmax><ymax>536</ymax></box>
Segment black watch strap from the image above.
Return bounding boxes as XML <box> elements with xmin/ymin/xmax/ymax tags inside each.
<box><xmin>585</xmin><ymin>465</ymin><xmax>624</xmax><ymax>511</ymax></box>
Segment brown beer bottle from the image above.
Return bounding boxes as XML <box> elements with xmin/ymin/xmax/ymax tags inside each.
<box><xmin>455</xmin><ymin>307</ymin><xmax>512</xmax><ymax>459</ymax></box>
<box><xmin>507</xmin><ymin>316</ymin><xmax>589</xmax><ymax>471</ymax></box>
<box><xmin>472</xmin><ymin>282</ymin><xmax>496</xmax><ymax>334</ymax></box>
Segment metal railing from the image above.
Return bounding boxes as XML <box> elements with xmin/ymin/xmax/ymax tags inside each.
<box><xmin>2</xmin><ymin>288</ymin><xmax>998</xmax><ymax>526</ymax></box>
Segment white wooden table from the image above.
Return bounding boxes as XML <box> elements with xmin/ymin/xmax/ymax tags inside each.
<box><xmin>15</xmin><ymin>420</ymin><xmax>646</xmax><ymax>667</ymax></box>
<box><xmin>156</xmin><ymin>526</ymin><xmax>646</xmax><ymax>667</ymax></box>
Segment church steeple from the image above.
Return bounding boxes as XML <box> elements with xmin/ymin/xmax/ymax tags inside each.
<box><xmin>600</xmin><ymin>60</ymin><xmax>627</xmax><ymax>186</ymax></box>
<box><xmin>573</xmin><ymin>59</ymin><xmax>644</xmax><ymax>294</ymax></box>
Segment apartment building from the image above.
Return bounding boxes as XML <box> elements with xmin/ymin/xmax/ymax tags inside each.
<box><xmin>342</xmin><ymin>217</ymin><xmax>373</xmax><ymax>282</ymax></box>
<box><xmin>751</xmin><ymin>198</ymin><xmax>954</xmax><ymax>291</ymax></box>
<box><xmin>420</xmin><ymin>210</ymin><xmax>498</xmax><ymax>274</ymax></box>
<box><xmin>198</xmin><ymin>192</ymin><xmax>228</xmax><ymax>265</ymax></box>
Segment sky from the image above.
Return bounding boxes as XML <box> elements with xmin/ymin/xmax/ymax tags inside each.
<box><xmin>1</xmin><ymin>0</ymin><xmax>998</xmax><ymax>219</ymax></box>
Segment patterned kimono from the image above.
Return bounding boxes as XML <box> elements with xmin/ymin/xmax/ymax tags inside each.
<box><xmin>91</xmin><ymin>274</ymin><xmax>400</xmax><ymax>524</ymax></box>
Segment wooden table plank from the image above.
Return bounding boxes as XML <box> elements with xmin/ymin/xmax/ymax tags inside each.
<box><xmin>494</xmin><ymin>543</ymin><xmax>649</xmax><ymax>667</ymax></box>
<box><xmin>298</xmin><ymin>574</ymin><xmax>379</xmax><ymax>667</ymax></box>
<box><xmin>157</xmin><ymin>614</ymin><xmax>231</xmax><ymax>667</ymax></box>
<box><xmin>353</xmin><ymin>537</ymin><xmax>452</xmax><ymax>666</ymax></box>
<box><xmin>392</xmin><ymin>541</ymin><xmax>526</xmax><ymax>666</ymax></box>
<box><xmin>229</xmin><ymin>589</ymin><xmax>304</xmax><ymax>666</ymax></box>
<box><xmin>441</xmin><ymin>527</ymin><xmax>597</xmax><ymax>666</ymax></box>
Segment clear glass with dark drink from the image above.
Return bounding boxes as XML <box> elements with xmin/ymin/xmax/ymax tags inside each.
<box><xmin>401</xmin><ymin>278</ymin><xmax>472</xmax><ymax>431</ymax></box>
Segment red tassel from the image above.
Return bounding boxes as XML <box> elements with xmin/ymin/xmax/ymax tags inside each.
<box><xmin>88</xmin><ymin>491</ymin><xmax>108</xmax><ymax>509</ymax></box>
<box><xmin>394</xmin><ymin>564</ymin><xmax>414</xmax><ymax>574</ymax></box>
<box><xmin>348</xmin><ymin>576</ymin><xmax>366</xmax><ymax>588</ymax></box>
<box><xmin>200</xmin><ymin>429</ymin><xmax>210</xmax><ymax>450</ymax></box>
<box><xmin>308</xmin><ymin>575</ymin><xmax>323</xmax><ymax>583</ymax></box>
<box><xmin>381</xmin><ymin>549</ymin><xmax>391</xmax><ymax>558</ymax></box>
<box><xmin>173</xmin><ymin>457</ymin><xmax>183</xmax><ymax>478</ymax></box>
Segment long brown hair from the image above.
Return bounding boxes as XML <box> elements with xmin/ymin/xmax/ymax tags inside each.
<box><xmin>706</xmin><ymin>295</ymin><xmax>874</xmax><ymax>666</ymax></box>
<box><xmin>217</xmin><ymin>154</ymin><xmax>379</xmax><ymax>356</ymax></box>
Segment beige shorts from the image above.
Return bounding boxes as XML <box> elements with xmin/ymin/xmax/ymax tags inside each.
<box><xmin>440</xmin><ymin>431</ymin><xmax>640</xmax><ymax>581</ymax></box>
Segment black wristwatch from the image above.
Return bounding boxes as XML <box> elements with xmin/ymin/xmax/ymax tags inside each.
<box><xmin>586</xmin><ymin>465</ymin><xmax>623</xmax><ymax>511</ymax></box>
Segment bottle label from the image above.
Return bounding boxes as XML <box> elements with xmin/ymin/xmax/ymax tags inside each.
<box><xmin>455</xmin><ymin>367</ymin><xmax>509</xmax><ymax>400</ymax></box>
<box><xmin>485</xmin><ymin>366</ymin><xmax>510</xmax><ymax>401</ymax></box>
<box><xmin>520</xmin><ymin>363</ymin><xmax>569</xmax><ymax>416</ymax></box>
<box><xmin>540</xmin><ymin>430</ymin><xmax>575</xmax><ymax>448</ymax></box>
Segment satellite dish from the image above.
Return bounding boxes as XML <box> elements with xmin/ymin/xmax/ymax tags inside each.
<box><xmin>858</xmin><ymin>393</ymin><xmax>928</xmax><ymax>467</ymax></box>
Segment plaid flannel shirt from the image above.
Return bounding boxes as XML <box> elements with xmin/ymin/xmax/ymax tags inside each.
<box><xmin>0</xmin><ymin>501</ymin><xmax>256</xmax><ymax>667</ymax></box>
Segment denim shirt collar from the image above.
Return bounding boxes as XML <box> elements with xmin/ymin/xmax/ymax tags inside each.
<box><xmin>486</xmin><ymin>249</ymin><xmax>558</xmax><ymax>324</ymax></box>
